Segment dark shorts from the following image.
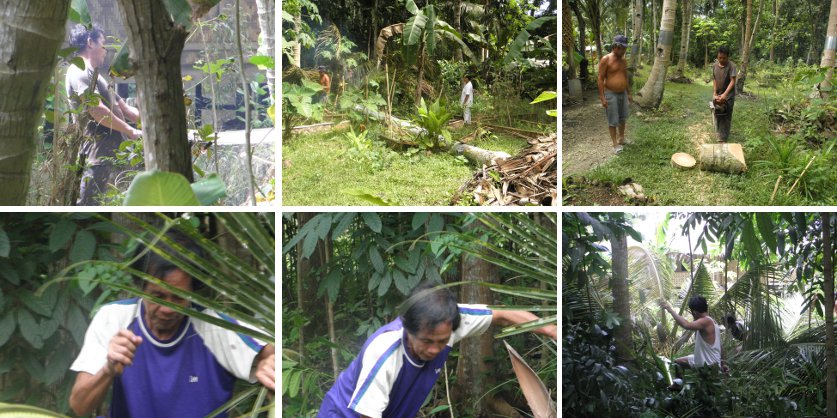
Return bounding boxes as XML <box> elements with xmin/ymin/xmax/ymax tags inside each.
<box><xmin>604</xmin><ymin>89</ymin><xmax>629</xmax><ymax>127</ymax></box>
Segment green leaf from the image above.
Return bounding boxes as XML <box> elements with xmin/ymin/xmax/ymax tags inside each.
<box><xmin>755</xmin><ymin>213</ymin><xmax>777</xmax><ymax>254</ymax></box>
<box><xmin>345</xmin><ymin>189</ymin><xmax>395</xmax><ymax>206</ymax></box>
<box><xmin>267</xmin><ymin>104</ymin><xmax>275</xmax><ymax>123</ymax></box>
<box><xmin>369</xmin><ymin>247</ymin><xmax>385</xmax><ymax>273</ymax></box>
<box><xmin>741</xmin><ymin>218</ymin><xmax>761</xmax><ymax>262</ymax></box>
<box><xmin>123</xmin><ymin>170</ymin><xmax>200</xmax><ymax>206</ymax></box>
<box><xmin>69</xmin><ymin>0</ymin><xmax>91</xmax><ymax>25</ymax></box>
<box><xmin>530</xmin><ymin>91</ymin><xmax>557</xmax><ymax>104</ymax></box>
<box><xmin>109</xmin><ymin>41</ymin><xmax>133</xmax><ymax>78</ymax></box>
<box><xmin>393</xmin><ymin>269</ymin><xmax>409</xmax><ymax>295</ymax></box>
<box><xmin>249</xmin><ymin>55</ymin><xmax>275</xmax><ymax>69</ymax></box>
<box><xmin>403</xmin><ymin>13</ymin><xmax>428</xmax><ymax>46</ymax></box>
<box><xmin>289</xmin><ymin>369</ymin><xmax>302</xmax><ymax>398</ymax></box>
<box><xmin>0</xmin><ymin>227</ymin><xmax>9</xmax><ymax>258</ymax></box>
<box><xmin>191</xmin><ymin>173</ymin><xmax>227</xmax><ymax>205</ymax></box>
<box><xmin>162</xmin><ymin>0</ymin><xmax>194</xmax><ymax>27</ymax></box>
<box><xmin>17</xmin><ymin>309</ymin><xmax>43</xmax><ymax>349</ymax></box>
<box><xmin>429</xmin><ymin>405</ymin><xmax>450</xmax><ymax>414</ymax></box>
<box><xmin>378</xmin><ymin>272</ymin><xmax>393</xmax><ymax>296</ymax></box>
<box><xmin>361</xmin><ymin>213</ymin><xmax>382</xmax><ymax>233</ymax></box>
<box><xmin>405</xmin><ymin>0</ymin><xmax>419</xmax><ymax>15</ymax></box>
<box><xmin>70</xmin><ymin>56</ymin><xmax>86</xmax><ymax>71</ymax></box>
<box><xmin>427</xmin><ymin>214</ymin><xmax>444</xmax><ymax>234</ymax></box>
<box><xmin>412</xmin><ymin>213</ymin><xmax>430</xmax><ymax>230</ymax></box>
<box><xmin>0</xmin><ymin>314</ymin><xmax>15</xmax><ymax>346</ymax></box>
<box><xmin>69</xmin><ymin>230</ymin><xmax>96</xmax><ymax>264</ymax></box>
<box><xmin>67</xmin><ymin>304</ymin><xmax>88</xmax><ymax>347</ymax></box>
<box><xmin>49</xmin><ymin>218</ymin><xmax>77</xmax><ymax>252</ymax></box>
<box><xmin>332</xmin><ymin>213</ymin><xmax>356</xmax><ymax>239</ymax></box>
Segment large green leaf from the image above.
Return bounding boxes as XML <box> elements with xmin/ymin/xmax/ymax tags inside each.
<box><xmin>123</xmin><ymin>170</ymin><xmax>201</xmax><ymax>206</ymax></box>
<box><xmin>163</xmin><ymin>0</ymin><xmax>194</xmax><ymax>27</ymax></box>
<box><xmin>0</xmin><ymin>403</ymin><xmax>69</xmax><ymax>417</ymax></box>
<box><xmin>68</xmin><ymin>0</ymin><xmax>91</xmax><ymax>25</ymax></box>
<box><xmin>503</xmin><ymin>16</ymin><xmax>556</xmax><ymax>66</ymax></box>
<box><xmin>403</xmin><ymin>13</ymin><xmax>428</xmax><ymax>47</ymax></box>
<box><xmin>191</xmin><ymin>174</ymin><xmax>227</xmax><ymax>205</ymax></box>
<box><xmin>69</xmin><ymin>230</ymin><xmax>96</xmax><ymax>264</ymax></box>
<box><xmin>49</xmin><ymin>218</ymin><xmax>78</xmax><ymax>252</ymax></box>
<box><xmin>0</xmin><ymin>226</ymin><xmax>9</xmax><ymax>258</ymax></box>
<box><xmin>109</xmin><ymin>41</ymin><xmax>134</xmax><ymax>79</ymax></box>
<box><xmin>423</xmin><ymin>5</ymin><xmax>437</xmax><ymax>57</ymax></box>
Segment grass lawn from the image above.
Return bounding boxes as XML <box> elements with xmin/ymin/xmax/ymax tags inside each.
<box><xmin>565</xmin><ymin>65</ymin><xmax>836</xmax><ymax>205</ymax></box>
<box><xmin>282</xmin><ymin>124</ymin><xmax>531</xmax><ymax>206</ymax></box>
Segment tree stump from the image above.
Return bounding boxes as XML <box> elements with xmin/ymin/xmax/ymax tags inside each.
<box><xmin>671</xmin><ymin>152</ymin><xmax>696</xmax><ymax>170</ymax></box>
<box><xmin>699</xmin><ymin>143</ymin><xmax>747</xmax><ymax>173</ymax></box>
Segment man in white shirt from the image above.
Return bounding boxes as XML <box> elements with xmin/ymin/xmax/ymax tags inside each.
<box><xmin>460</xmin><ymin>75</ymin><xmax>474</xmax><ymax>125</ymax></box>
<box><xmin>660</xmin><ymin>295</ymin><xmax>721</xmax><ymax>390</ymax></box>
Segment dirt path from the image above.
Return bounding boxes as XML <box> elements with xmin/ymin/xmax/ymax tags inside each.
<box><xmin>562</xmin><ymin>88</ymin><xmax>616</xmax><ymax>175</ymax></box>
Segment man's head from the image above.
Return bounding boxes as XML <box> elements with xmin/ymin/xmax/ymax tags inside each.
<box><xmin>717</xmin><ymin>46</ymin><xmax>730</xmax><ymax>66</ymax></box>
<box><xmin>612</xmin><ymin>35</ymin><xmax>628</xmax><ymax>57</ymax></box>
<box><xmin>687</xmin><ymin>295</ymin><xmax>709</xmax><ymax>319</ymax></box>
<box><xmin>69</xmin><ymin>24</ymin><xmax>107</xmax><ymax>69</ymax></box>
<box><xmin>130</xmin><ymin>231</ymin><xmax>204</xmax><ymax>338</ymax></box>
<box><xmin>401</xmin><ymin>282</ymin><xmax>460</xmax><ymax>362</ymax></box>
<box><xmin>462</xmin><ymin>74</ymin><xmax>470</xmax><ymax>83</ymax></box>
<box><xmin>724</xmin><ymin>314</ymin><xmax>736</xmax><ymax>326</ymax></box>
<box><xmin>318</xmin><ymin>65</ymin><xmax>326</xmax><ymax>74</ymax></box>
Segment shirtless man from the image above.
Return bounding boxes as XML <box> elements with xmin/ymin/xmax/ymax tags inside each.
<box><xmin>597</xmin><ymin>35</ymin><xmax>633</xmax><ymax>154</ymax></box>
<box><xmin>660</xmin><ymin>295</ymin><xmax>721</xmax><ymax>389</ymax></box>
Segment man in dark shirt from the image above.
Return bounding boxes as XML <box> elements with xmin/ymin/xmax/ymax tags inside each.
<box><xmin>712</xmin><ymin>46</ymin><xmax>737</xmax><ymax>142</ymax></box>
<box><xmin>65</xmin><ymin>24</ymin><xmax>141</xmax><ymax>205</ymax></box>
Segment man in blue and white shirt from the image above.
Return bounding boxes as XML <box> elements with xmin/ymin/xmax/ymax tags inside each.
<box><xmin>317</xmin><ymin>282</ymin><xmax>557</xmax><ymax>418</ymax></box>
<box><xmin>68</xmin><ymin>236</ymin><xmax>275</xmax><ymax>417</ymax></box>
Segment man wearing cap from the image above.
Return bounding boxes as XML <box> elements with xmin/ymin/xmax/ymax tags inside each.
<box><xmin>597</xmin><ymin>35</ymin><xmax>633</xmax><ymax>154</ymax></box>
<box><xmin>318</xmin><ymin>66</ymin><xmax>331</xmax><ymax>104</ymax></box>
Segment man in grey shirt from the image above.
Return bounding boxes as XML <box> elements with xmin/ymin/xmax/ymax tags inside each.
<box><xmin>65</xmin><ymin>24</ymin><xmax>141</xmax><ymax>205</ymax></box>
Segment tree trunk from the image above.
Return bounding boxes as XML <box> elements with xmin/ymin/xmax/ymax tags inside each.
<box><xmin>629</xmin><ymin>0</ymin><xmax>644</xmax><ymax>83</ymax></box>
<box><xmin>820</xmin><ymin>0</ymin><xmax>837</xmax><ymax>90</ymax></box>
<box><xmin>295</xmin><ymin>213</ymin><xmax>328</xmax><ymax>354</ymax></box>
<box><xmin>454</xmin><ymin>0</ymin><xmax>463</xmax><ymax>62</ymax></box>
<box><xmin>570</xmin><ymin>0</ymin><xmax>589</xmax><ymax>79</ymax></box>
<box><xmin>255</xmin><ymin>0</ymin><xmax>275</xmax><ymax>102</ymax></box>
<box><xmin>675</xmin><ymin>0</ymin><xmax>692</xmax><ymax>77</ymax></box>
<box><xmin>769</xmin><ymin>0</ymin><xmax>779</xmax><ymax>63</ymax></box>
<box><xmin>115</xmin><ymin>0</ymin><xmax>193</xmax><ymax>181</ymax></box>
<box><xmin>650</xmin><ymin>0</ymin><xmax>658</xmax><ymax>65</ymax></box>
<box><xmin>0</xmin><ymin>1</ymin><xmax>70</xmax><ymax>205</ymax></box>
<box><xmin>636</xmin><ymin>0</ymin><xmax>678</xmax><ymax>108</ymax></box>
<box><xmin>453</xmin><ymin>221</ymin><xmax>520</xmax><ymax>417</ymax></box>
<box><xmin>737</xmin><ymin>0</ymin><xmax>753</xmax><ymax>94</ymax></box>
<box><xmin>590</xmin><ymin>0</ymin><xmax>604</xmax><ymax>62</ymax></box>
<box><xmin>823</xmin><ymin>212</ymin><xmax>835</xmax><ymax>418</ymax></box>
<box><xmin>610</xmin><ymin>228</ymin><xmax>634</xmax><ymax>365</ymax></box>
<box><xmin>415</xmin><ymin>44</ymin><xmax>425</xmax><ymax>106</ymax></box>
<box><xmin>293</xmin><ymin>13</ymin><xmax>302</xmax><ymax>67</ymax></box>
<box><xmin>564</xmin><ymin>0</ymin><xmax>578</xmax><ymax>79</ymax></box>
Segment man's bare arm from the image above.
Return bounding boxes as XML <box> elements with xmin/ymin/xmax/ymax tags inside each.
<box><xmin>69</xmin><ymin>369</ymin><xmax>116</xmax><ymax>416</ymax></box>
<box><xmin>117</xmin><ymin>97</ymin><xmax>140</xmax><ymax>123</ymax></box>
<box><xmin>252</xmin><ymin>344</ymin><xmax>276</xmax><ymax>390</ymax></box>
<box><xmin>597</xmin><ymin>56</ymin><xmax>609</xmax><ymax>107</ymax></box>
<box><xmin>88</xmin><ymin>103</ymin><xmax>140</xmax><ymax>139</ymax></box>
<box><xmin>721</xmin><ymin>76</ymin><xmax>737</xmax><ymax>100</ymax></box>
<box><xmin>491</xmin><ymin>309</ymin><xmax>557</xmax><ymax>339</ymax></box>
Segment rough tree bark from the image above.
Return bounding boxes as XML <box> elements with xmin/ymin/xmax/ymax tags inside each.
<box><xmin>453</xmin><ymin>0</ymin><xmax>463</xmax><ymax>62</ymax></box>
<box><xmin>114</xmin><ymin>0</ymin><xmax>193</xmax><ymax>181</ymax></box>
<box><xmin>610</xmin><ymin>227</ymin><xmax>634</xmax><ymax>365</ymax></box>
<box><xmin>570</xmin><ymin>0</ymin><xmax>589</xmax><ymax>79</ymax></box>
<box><xmin>255</xmin><ymin>0</ymin><xmax>275</xmax><ymax>101</ymax></box>
<box><xmin>820</xmin><ymin>0</ymin><xmax>837</xmax><ymax>90</ymax></box>
<box><xmin>453</xmin><ymin>221</ymin><xmax>520</xmax><ymax>418</ymax></box>
<box><xmin>0</xmin><ymin>1</ymin><xmax>70</xmax><ymax>205</ymax></box>
<box><xmin>628</xmin><ymin>0</ymin><xmax>644</xmax><ymax>84</ymax></box>
<box><xmin>585</xmin><ymin>0</ymin><xmax>604</xmax><ymax>62</ymax></box>
<box><xmin>293</xmin><ymin>13</ymin><xmax>302</xmax><ymax>67</ymax></box>
<box><xmin>769</xmin><ymin>0</ymin><xmax>779</xmax><ymax>63</ymax></box>
<box><xmin>674</xmin><ymin>0</ymin><xmax>692</xmax><ymax>78</ymax></box>
<box><xmin>636</xmin><ymin>0</ymin><xmax>678</xmax><ymax>108</ymax></box>
<box><xmin>823</xmin><ymin>212</ymin><xmax>834</xmax><ymax>418</ymax></box>
<box><xmin>736</xmin><ymin>0</ymin><xmax>753</xmax><ymax>95</ymax></box>
<box><xmin>295</xmin><ymin>213</ymin><xmax>328</xmax><ymax>356</ymax></box>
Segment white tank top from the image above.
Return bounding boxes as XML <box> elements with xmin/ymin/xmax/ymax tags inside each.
<box><xmin>694</xmin><ymin>316</ymin><xmax>721</xmax><ymax>367</ymax></box>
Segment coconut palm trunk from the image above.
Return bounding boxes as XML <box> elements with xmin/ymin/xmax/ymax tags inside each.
<box><xmin>674</xmin><ymin>0</ymin><xmax>692</xmax><ymax>78</ymax></box>
<box><xmin>611</xmin><ymin>228</ymin><xmax>634</xmax><ymax>365</ymax></box>
<box><xmin>737</xmin><ymin>0</ymin><xmax>753</xmax><ymax>95</ymax></box>
<box><xmin>635</xmin><ymin>0</ymin><xmax>678</xmax><ymax>109</ymax></box>
<box><xmin>256</xmin><ymin>0</ymin><xmax>275</xmax><ymax>101</ymax></box>
<box><xmin>0</xmin><ymin>1</ymin><xmax>70</xmax><ymax>205</ymax></box>
<box><xmin>820</xmin><ymin>0</ymin><xmax>837</xmax><ymax>90</ymax></box>
<box><xmin>628</xmin><ymin>0</ymin><xmax>644</xmax><ymax>83</ymax></box>
<box><xmin>823</xmin><ymin>212</ymin><xmax>835</xmax><ymax>418</ymax></box>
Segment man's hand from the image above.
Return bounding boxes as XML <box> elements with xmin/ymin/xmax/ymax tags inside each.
<box><xmin>127</xmin><ymin>127</ymin><xmax>142</xmax><ymax>140</ymax></box>
<box><xmin>254</xmin><ymin>344</ymin><xmax>275</xmax><ymax>390</ymax></box>
<box><xmin>658</xmin><ymin>299</ymin><xmax>672</xmax><ymax>311</ymax></box>
<box><xmin>600</xmin><ymin>96</ymin><xmax>608</xmax><ymax>108</ymax></box>
<box><xmin>106</xmin><ymin>329</ymin><xmax>142</xmax><ymax>376</ymax></box>
<box><xmin>627</xmin><ymin>92</ymin><xmax>633</xmax><ymax>104</ymax></box>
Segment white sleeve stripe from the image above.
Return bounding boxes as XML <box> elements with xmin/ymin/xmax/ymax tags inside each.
<box><xmin>349</xmin><ymin>339</ymin><xmax>401</xmax><ymax>410</ymax></box>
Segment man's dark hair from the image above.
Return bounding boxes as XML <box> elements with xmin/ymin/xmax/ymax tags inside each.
<box><xmin>401</xmin><ymin>281</ymin><xmax>460</xmax><ymax>335</ymax></box>
<box><xmin>129</xmin><ymin>229</ymin><xmax>205</xmax><ymax>291</ymax></box>
<box><xmin>717</xmin><ymin>46</ymin><xmax>731</xmax><ymax>56</ymax></box>
<box><xmin>463</xmin><ymin>74</ymin><xmax>470</xmax><ymax>80</ymax></box>
<box><xmin>724</xmin><ymin>314</ymin><xmax>736</xmax><ymax>325</ymax></box>
<box><xmin>69</xmin><ymin>24</ymin><xmax>105</xmax><ymax>53</ymax></box>
<box><xmin>688</xmin><ymin>295</ymin><xmax>709</xmax><ymax>314</ymax></box>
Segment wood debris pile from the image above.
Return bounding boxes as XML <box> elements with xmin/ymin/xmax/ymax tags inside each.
<box><xmin>454</xmin><ymin>133</ymin><xmax>557</xmax><ymax>206</ymax></box>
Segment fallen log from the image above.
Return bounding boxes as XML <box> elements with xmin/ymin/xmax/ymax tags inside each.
<box><xmin>483</xmin><ymin>123</ymin><xmax>544</xmax><ymax>139</ymax></box>
<box><xmin>699</xmin><ymin>143</ymin><xmax>747</xmax><ymax>174</ymax></box>
<box><xmin>354</xmin><ymin>105</ymin><xmax>510</xmax><ymax>166</ymax></box>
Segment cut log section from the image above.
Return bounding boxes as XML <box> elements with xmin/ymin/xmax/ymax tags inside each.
<box><xmin>354</xmin><ymin>105</ymin><xmax>511</xmax><ymax>166</ymax></box>
<box><xmin>671</xmin><ymin>152</ymin><xmax>696</xmax><ymax>170</ymax></box>
<box><xmin>699</xmin><ymin>143</ymin><xmax>747</xmax><ymax>174</ymax></box>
